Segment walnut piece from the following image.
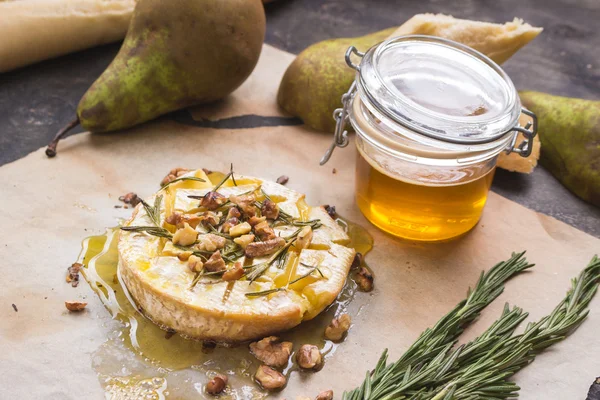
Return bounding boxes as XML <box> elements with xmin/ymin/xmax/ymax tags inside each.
<box><xmin>119</xmin><ymin>192</ymin><xmax>141</xmax><ymax>206</ymax></box>
<box><xmin>350</xmin><ymin>252</ymin><xmax>363</xmax><ymax>270</ymax></box>
<box><xmin>296</xmin><ymin>344</ymin><xmax>322</xmax><ymax>370</ymax></box>
<box><xmin>324</xmin><ymin>314</ymin><xmax>351</xmax><ymax>342</ymax></box>
<box><xmin>200</xmin><ymin>191</ymin><xmax>227</xmax><ymax>210</ymax></box>
<box><xmin>323</xmin><ymin>205</ymin><xmax>336</xmax><ymax>218</ymax></box>
<box><xmin>261</xmin><ymin>199</ymin><xmax>279</xmax><ymax>220</ymax></box>
<box><xmin>172</xmin><ymin>223</ymin><xmax>198</xmax><ymax>246</ymax></box>
<box><xmin>245</xmin><ymin>237</ymin><xmax>285</xmax><ymax>258</ymax></box>
<box><xmin>248</xmin><ymin>215</ymin><xmax>267</xmax><ymax>227</ymax></box>
<box><xmin>160</xmin><ymin>167</ymin><xmax>191</xmax><ymax>186</ymax></box>
<box><xmin>177</xmin><ymin>251</ymin><xmax>193</xmax><ymax>261</ymax></box>
<box><xmin>276</xmin><ymin>175</ymin><xmax>289</xmax><ymax>185</ymax></box>
<box><xmin>254</xmin><ymin>220</ymin><xmax>276</xmax><ymax>241</ymax></box>
<box><xmin>229</xmin><ymin>221</ymin><xmax>252</xmax><ymax>237</ymax></box>
<box><xmin>198</xmin><ymin>211</ymin><xmax>220</xmax><ymax>227</ymax></box>
<box><xmin>188</xmin><ymin>255</ymin><xmax>204</xmax><ymax>273</ymax></box>
<box><xmin>229</xmin><ymin>193</ymin><xmax>257</xmax><ymax>217</ymax></box>
<box><xmin>249</xmin><ymin>336</ymin><xmax>293</xmax><ymax>368</ymax></box>
<box><xmin>195</xmin><ymin>233</ymin><xmax>227</xmax><ymax>252</ymax></box>
<box><xmin>226</xmin><ymin>207</ymin><xmax>241</xmax><ymax>219</ymax></box>
<box><xmin>165</xmin><ymin>212</ymin><xmax>203</xmax><ymax>229</ymax></box>
<box><xmin>65</xmin><ymin>301</ymin><xmax>87</xmax><ymax>312</ymax></box>
<box><xmin>204</xmin><ymin>251</ymin><xmax>226</xmax><ymax>273</ymax></box>
<box><xmin>356</xmin><ymin>267</ymin><xmax>374</xmax><ymax>292</ymax></box>
<box><xmin>234</xmin><ymin>234</ymin><xmax>255</xmax><ymax>249</ymax></box>
<box><xmin>295</xmin><ymin>226</ymin><xmax>313</xmax><ymax>250</ymax></box>
<box><xmin>206</xmin><ymin>374</ymin><xmax>228</xmax><ymax>395</ymax></box>
<box><xmin>316</xmin><ymin>390</ymin><xmax>334</xmax><ymax>400</ymax></box>
<box><xmin>222</xmin><ymin>262</ymin><xmax>245</xmax><ymax>281</ymax></box>
<box><xmin>221</xmin><ymin>217</ymin><xmax>239</xmax><ymax>233</ymax></box>
<box><xmin>66</xmin><ymin>262</ymin><xmax>82</xmax><ymax>287</ymax></box>
<box><xmin>255</xmin><ymin>365</ymin><xmax>286</xmax><ymax>391</ymax></box>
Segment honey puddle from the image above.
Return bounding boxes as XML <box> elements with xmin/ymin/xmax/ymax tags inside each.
<box><xmin>78</xmin><ymin>217</ymin><xmax>373</xmax><ymax>399</ymax></box>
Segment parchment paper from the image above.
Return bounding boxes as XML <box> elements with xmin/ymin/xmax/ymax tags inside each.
<box><xmin>1</xmin><ymin>44</ymin><xmax>599</xmax><ymax>400</ymax></box>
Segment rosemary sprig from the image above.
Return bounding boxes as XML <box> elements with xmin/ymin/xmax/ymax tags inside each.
<box><xmin>141</xmin><ymin>195</ymin><xmax>163</xmax><ymax>227</ymax></box>
<box><xmin>245</xmin><ymin>288</ymin><xmax>286</xmax><ymax>297</ymax></box>
<box><xmin>189</xmin><ymin>270</ymin><xmax>225</xmax><ymax>289</ymax></box>
<box><xmin>245</xmin><ymin>238</ymin><xmax>298</xmax><ymax>282</ymax></box>
<box><xmin>290</xmin><ymin>265</ymin><xmax>324</xmax><ymax>284</ymax></box>
<box><xmin>343</xmin><ymin>254</ymin><xmax>600</xmax><ymax>400</ymax></box>
<box><xmin>120</xmin><ymin>225</ymin><xmax>172</xmax><ymax>239</ymax></box>
<box><xmin>342</xmin><ymin>251</ymin><xmax>533</xmax><ymax>400</ymax></box>
<box><xmin>160</xmin><ymin>176</ymin><xmax>206</xmax><ymax>189</ymax></box>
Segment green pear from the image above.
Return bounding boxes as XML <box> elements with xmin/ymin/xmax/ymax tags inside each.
<box><xmin>520</xmin><ymin>91</ymin><xmax>600</xmax><ymax>206</ymax></box>
<box><xmin>47</xmin><ymin>0</ymin><xmax>265</xmax><ymax>157</ymax></box>
<box><xmin>277</xmin><ymin>27</ymin><xmax>396</xmax><ymax>133</ymax></box>
<box><xmin>80</xmin><ymin>0</ymin><xmax>265</xmax><ymax>132</ymax></box>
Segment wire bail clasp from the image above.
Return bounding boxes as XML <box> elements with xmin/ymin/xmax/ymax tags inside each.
<box><xmin>505</xmin><ymin>108</ymin><xmax>538</xmax><ymax>157</ymax></box>
<box><xmin>320</xmin><ymin>46</ymin><xmax>364</xmax><ymax>165</ymax></box>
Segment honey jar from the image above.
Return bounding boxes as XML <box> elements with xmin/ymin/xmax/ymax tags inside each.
<box><xmin>321</xmin><ymin>35</ymin><xmax>537</xmax><ymax>242</ymax></box>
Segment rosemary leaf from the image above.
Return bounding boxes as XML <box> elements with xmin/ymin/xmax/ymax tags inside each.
<box><xmin>245</xmin><ymin>288</ymin><xmax>286</xmax><ymax>298</ymax></box>
<box><xmin>160</xmin><ymin>176</ymin><xmax>206</xmax><ymax>189</ymax></box>
<box><xmin>120</xmin><ymin>225</ymin><xmax>172</xmax><ymax>239</ymax></box>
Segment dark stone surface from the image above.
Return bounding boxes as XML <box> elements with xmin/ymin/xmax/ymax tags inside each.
<box><xmin>0</xmin><ymin>0</ymin><xmax>598</xmax><ymax>236</ymax></box>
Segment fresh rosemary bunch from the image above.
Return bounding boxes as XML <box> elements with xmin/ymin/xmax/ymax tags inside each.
<box><xmin>343</xmin><ymin>254</ymin><xmax>600</xmax><ymax>400</ymax></box>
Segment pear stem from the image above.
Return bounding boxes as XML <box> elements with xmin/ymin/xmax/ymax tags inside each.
<box><xmin>45</xmin><ymin>117</ymin><xmax>80</xmax><ymax>158</ymax></box>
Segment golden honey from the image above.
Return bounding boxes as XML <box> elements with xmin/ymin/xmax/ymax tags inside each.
<box><xmin>355</xmin><ymin>151</ymin><xmax>494</xmax><ymax>242</ymax></box>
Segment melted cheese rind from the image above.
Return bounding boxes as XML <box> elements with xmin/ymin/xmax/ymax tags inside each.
<box><xmin>118</xmin><ymin>171</ymin><xmax>355</xmax><ymax>342</ymax></box>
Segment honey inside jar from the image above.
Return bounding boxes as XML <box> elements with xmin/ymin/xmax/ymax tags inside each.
<box><xmin>355</xmin><ymin>150</ymin><xmax>495</xmax><ymax>242</ymax></box>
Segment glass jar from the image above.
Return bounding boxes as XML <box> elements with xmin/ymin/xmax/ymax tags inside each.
<box><xmin>321</xmin><ymin>35</ymin><xmax>537</xmax><ymax>242</ymax></box>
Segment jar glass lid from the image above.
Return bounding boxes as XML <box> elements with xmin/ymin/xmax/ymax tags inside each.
<box><xmin>356</xmin><ymin>35</ymin><xmax>522</xmax><ymax>144</ymax></box>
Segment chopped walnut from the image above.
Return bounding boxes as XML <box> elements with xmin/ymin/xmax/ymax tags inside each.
<box><xmin>324</xmin><ymin>314</ymin><xmax>351</xmax><ymax>342</ymax></box>
<box><xmin>204</xmin><ymin>251</ymin><xmax>226</xmax><ymax>273</ymax></box>
<box><xmin>295</xmin><ymin>226</ymin><xmax>313</xmax><ymax>250</ymax></box>
<box><xmin>172</xmin><ymin>223</ymin><xmax>198</xmax><ymax>246</ymax></box>
<box><xmin>223</xmin><ymin>262</ymin><xmax>245</xmax><ymax>281</ymax></box>
<box><xmin>316</xmin><ymin>390</ymin><xmax>334</xmax><ymax>400</ymax></box>
<box><xmin>323</xmin><ymin>205</ymin><xmax>336</xmax><ymax>218</ymax></box>
<box><xmin>356</xmin><ymin>267</ymin><xmax>374</xmax><ymax>292</ymax></box>
<box><xmin>206</xmin><ymin>374</ymin><xmax>228</xmax><ymax>395</ymax></box>
<box><xmin>166</xmin><ymin>212</ymin><xmax>203</xmax><ymax>229</ymax></box>
<box><xmin>254</xmin><ymin>221</ymin><xmax>276</xmax><ymax>241</ymax></box>
<box><xmin>200</xmin><ymin>191</ymin><xmax>227</xmax><ymax>210</ymax></box>
<box><xmin>296</xmin><ymin>344</ymin><xmax>322</xmax><ymax>370</ymax></box>
<box><xmin>188</xmin><ymin>255</ymin><xmax>204</xmax><ymax>273</ymax></box>
<box><xmin>177</xmin><ymin>251</ymin><xmax>193</xmax><ymax>261</ymax></box>
<box><xmin>276</xmin><ymin>175</ymin><xmax>289</xmax><ymax>185</ymax></box>
<box><xmin>234</xmin><ymin>234</ymin><xmax>255</xmax><ymax>249</ymax></box>
<box><xmin>66</xmin><ymin>262</ymin><xmax>82</xmax><ymax>287</ymax></box>
<box><xmin>119</xmin><ymin>192</ymin><xmax>141</xmax><ymax>206</ymax></box>
<box><xmin>245</xmin><ymin>237</ymin><xmax>285</xmax><ymax>258</ymax></box>
<box><xmin>202</xmin><ymin>168</ymin><xmax>213</xmax><ymax>175</ymax></box>
<box><xmin>250</xmin><ymin>336</ymin><xmax>293</xmax><ymax>368</ymax></box>
<box><xmin>221</xmin><ymin>217</ymin><xmax>239</xmax><ymax>233</ymax></box>
<box><xmin>226</xmin><ymin>207</ymin><xmax>241</xmax><ymax>219</ymax></box>
<box><xmin>229</xmin><ymin>193</ymin><xmax>257</xmax><ymax>217</ymax></box>
<box><xmin>198</xmin><ymin>211</ymin><xmax>220</xmax><ymax>227</ymax></box>
<box><xmin>248</xmin><ymin>215</ymin><xmax>267</xmax><ymax>227</ymax></box>
<box><xmin>65</xmin><ymin>301</ymin><xmax>87</xmax><ymax>312</ymax></box>
<box><xmin>229</xmin><ymin>221</ymin><xmax>252</xmax><ymax>237</ymax></box>
<box><xmin>161</xmin><ymin>167</ymin><xmax>191</xmax><ymax>186</ymax></box>
<box><xmin>350</xmin><ymin>253</ymin><xmax>363</xmax><ymax>270</ymax></box>
<box><xmin>195</xmin><ymin>234</ymin><xmax>227</xmax><ymax>252</ymax></box>
<box><xmin>255</xmin><ymin>365</ymin><xmax>286</xmax><ymax>391</ymax></box>
<box><xmin>261</xmin><ymin>200</ymin><xmax>279</xmax><ymax>220</ymax></box>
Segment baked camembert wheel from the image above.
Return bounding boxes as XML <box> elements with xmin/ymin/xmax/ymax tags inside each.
<box><xmin>118</xmin><ymin>169</ymin><xmax>355</xmax><ymax>342</ymax></box>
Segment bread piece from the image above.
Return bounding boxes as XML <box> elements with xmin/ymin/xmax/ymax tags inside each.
<box><xmin>388</xmin><ymin>14</ymin><xmax>543</xmax><ymax>65</ymax></box>
<box><xmin>0</xmin><ymin>0</ymin><xmax>135</xmax><ymax>73</ymax></box>
<box><xmin>496</xmin><ymin>112</ymin><xmax>541</xmax><ymax>173</ymax></box>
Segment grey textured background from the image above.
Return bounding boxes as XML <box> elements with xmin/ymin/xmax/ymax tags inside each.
<box><xmin>0</xmin><ymin>0</ymin><xmax>598</xmax><ymax>236</ymax></box>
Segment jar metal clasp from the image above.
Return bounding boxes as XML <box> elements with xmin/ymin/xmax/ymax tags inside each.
<box><xmin>320</xmin><ymin>44</ymin><xmax>539</xmax><ymax>165</ymax></box>
<box><xmin>320</xmin><ymin>47</ymin><xmax>363</xmax><ymax>165</ymax></box>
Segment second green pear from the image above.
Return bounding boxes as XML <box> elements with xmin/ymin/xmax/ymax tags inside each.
<box><xmin>78</xmin><ymin>0</ymin><xmax>266</xmax><ymax>132</ymax></box>
<box><xmin>277</xmin><ymin>28</ymin><xmax>396</xmax><ymax>133</ymax></box>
